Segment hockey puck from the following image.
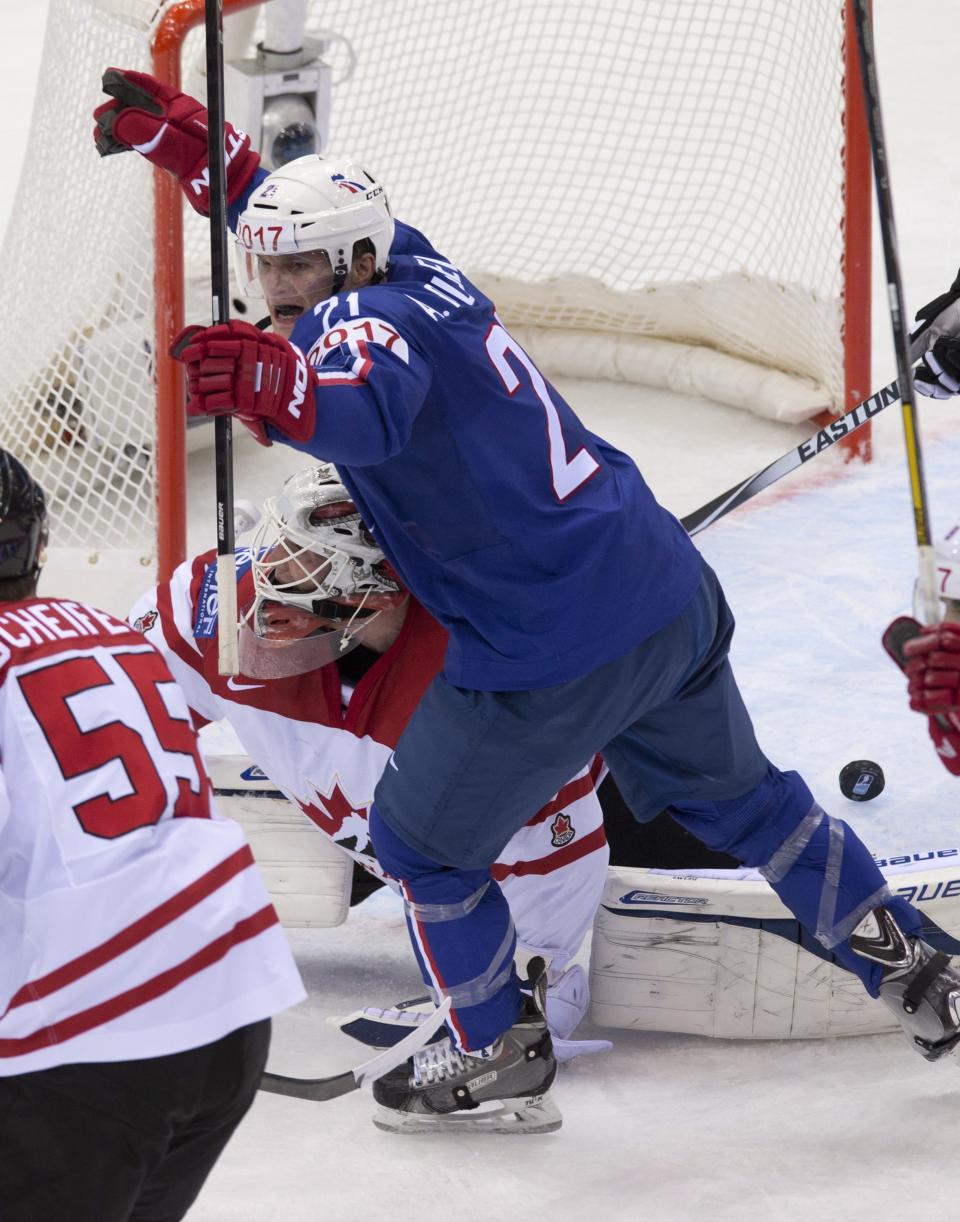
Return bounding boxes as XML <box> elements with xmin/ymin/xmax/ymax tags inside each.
<box><xmin>838</xmin><ymin>760</ymin><xmax>885</xmax><ymax>802</ymax></box>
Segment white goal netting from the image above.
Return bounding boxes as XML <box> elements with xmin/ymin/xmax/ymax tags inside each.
<box><xmin>0</xmin><ymin>0</ymin><xmax>859</xmax><ymax>610</ymax></box>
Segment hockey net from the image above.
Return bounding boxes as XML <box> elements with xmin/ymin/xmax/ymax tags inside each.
<box><xmin>0</xmin><ymin>0</ymin><xmax>868</xmax><ymax>612</ymax></box>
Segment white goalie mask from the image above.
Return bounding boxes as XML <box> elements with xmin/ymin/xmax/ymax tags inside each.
<box><xmin>239</xmin><ymin>464</ymin><xmax>405</xmax><ymax>678</ymax></box>
<box><xmin>234</xmin><ymin>153</ymin><xmax>394</xmax><ymax>301</ymax></box>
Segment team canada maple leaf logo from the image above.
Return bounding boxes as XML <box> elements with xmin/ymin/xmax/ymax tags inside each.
<box><xmin>550</xmin><ymin>812</ymin><xmax>575</xmax><ymax>847</ymax></box>
<box><xmin>294</xmin><ymin>775</ymin><xmax>374</xmax><ymax>858</ymax></box>
<box><xmin>133</xmin><ymin>609</ymin><xmax>158</xmax><ymax>634</ymax></box>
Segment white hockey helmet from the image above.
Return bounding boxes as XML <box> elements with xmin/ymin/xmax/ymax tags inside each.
<box><xmin>251</xmin><ymin>463</ymin><xmax>401</xmax><ymax>608</ymax></box>
<box><xmin>936</xmin><ymin>523</ymin><xmax>960</xmax><ymax>602</ymax></box>
<box><xmin>234</xmin><ymin>154</ymin><xmax>394</xmax><ymax>297</ymax></box>
<box><xmin>240</xmin><ymin>464</ymin><xmax>405</xmax><ymax>677</ymax></box>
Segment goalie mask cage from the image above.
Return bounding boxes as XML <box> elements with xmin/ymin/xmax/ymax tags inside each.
<box><xmin>0</xmin><ymin>0</ymin><xmax>870</xmax><ymax>613</ymax></box>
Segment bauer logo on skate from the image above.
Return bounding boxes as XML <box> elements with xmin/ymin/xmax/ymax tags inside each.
<box><xmin>466</xmin><ymin>1071</ymin><xmax>498</xmax><ymax>1091</ymax></box>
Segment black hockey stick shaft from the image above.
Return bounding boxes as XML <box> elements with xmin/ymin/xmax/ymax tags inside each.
<box><xmin>205</xmin><ymin>0</ymin><xmax>239</xmax><ymax>675</ymax></box>
<box><xmin>851</xmin><ymin>0</ymin><xmax>938</xmax><ymax>623</ymax></box>
<box><xmin>260</xmin><ymin>997</ymin><xmax>452</xmax><ymax>1102</ymax></box>
<box><xmin>681</xmin><ymin>373</ymin><xmax>901</xmax><ymax>536</ymax></box>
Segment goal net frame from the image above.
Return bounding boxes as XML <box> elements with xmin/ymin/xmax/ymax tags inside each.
<box><xmin>0</xmin><ymin>0</ymin><xmax>872</xmax><ymax>609</ymax></box>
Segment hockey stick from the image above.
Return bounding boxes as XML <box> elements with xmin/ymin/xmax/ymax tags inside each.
<box><xmin>851</xmin><ymin>0</ymin><xmax>939</xmax><ymax>625</ymax></box>
<box><xmin>205</xmin><ymin>0</ymin><xmax>239</xmax><ymax>675</ymax></box>
<box><xmin>260</xmin><ymin>996</ymin><xmax>452</xmax><ymax>1102</ymax></box>
<box><xmin>678</xmin><ymin>310</ymin><xmax>944</xmax><ymax>536</ymax></box>
<box><xmin>681</xmin><ymin>373</ymin><xmax>900</xmax><ymax>536</ymax></box>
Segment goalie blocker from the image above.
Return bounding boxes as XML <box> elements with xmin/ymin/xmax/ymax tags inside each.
<box><xmin>590</xmin><ymin>850</ymin><xmax>960</xmax><ymax>1039</ymax></box>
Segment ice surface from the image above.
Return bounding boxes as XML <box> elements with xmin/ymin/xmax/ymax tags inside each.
<box><xmin>5</xmin><ymin>4</ymin><xmax>960</xmax><ymax>1219</ymax></box>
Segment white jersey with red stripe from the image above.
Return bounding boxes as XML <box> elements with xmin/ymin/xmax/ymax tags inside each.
<box><xmin>130</xmin><ymin>550</ymin><xmax>609</xmax><ymax>972</ymax></box>
<box><xmin>0</xmin><ymin>597</ymin><xmax>305</xmax><ymax>1076</ymax></box>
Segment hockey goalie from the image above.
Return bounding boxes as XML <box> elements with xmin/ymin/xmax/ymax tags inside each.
<box><xmin>130</xmin><ymin>463</ymin><xmax>613</xmax><ymax>1131</ymax></box>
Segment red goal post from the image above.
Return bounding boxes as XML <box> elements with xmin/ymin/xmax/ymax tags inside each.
<box><xmin>154</xmin><ymin>0</ymin><xmax>873</xmax><ymax>583</ymax></box>
<box><xmin>152</xmin><ymin>0</ymin><xmax>264</xmax><ymax>586</ymax></box>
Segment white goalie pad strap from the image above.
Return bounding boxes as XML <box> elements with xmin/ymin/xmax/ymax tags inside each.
<box><xmin>205</xmin><ymin>753</ymin><xmax>353</xmax><ymax>929</ymax></box>
<box><xmin>589</xmin><ymin>853</ymin><xmax>960</xmax><ymax>1040</ymax></box>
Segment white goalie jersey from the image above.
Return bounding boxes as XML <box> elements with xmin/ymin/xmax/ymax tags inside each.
<box><xmin>130</xmin><ymin>549</ymin><xmax>609</xmax><ymax>980</ymax></box>
<box><xmin>0</xmin><ymin>596</ymin><xmax>304</xmax><ymax>1076</ymax></box>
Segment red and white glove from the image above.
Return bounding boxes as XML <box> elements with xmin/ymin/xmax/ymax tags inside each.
<box><xmin>170</xmin><ymin>321</ymin><xmax>317</xmax><ymax>447</ymax></box>
<box><xmin>93</xmin><ymin>67</ymin><xmax>259</xmax><ymax>216</ymax></box>
<box><xmin>883</xmin><ymin>616</ymin><xmax>960</xmax><ymax>777</ymax></box>
<box><xmin>928</xmin><ymin>711</ymin><xmax>960</xmax><ymax>777</ymax></box>
<box><xmin>902</xmin><ymin>620</ymin><xmax>960</xmax><ymax>714</ymax></box>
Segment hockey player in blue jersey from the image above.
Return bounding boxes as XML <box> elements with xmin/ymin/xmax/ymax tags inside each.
<box><xmin>96</xmin><ymin>69</ymin><xmax>960</xmax><ymax>1133</ymax></box>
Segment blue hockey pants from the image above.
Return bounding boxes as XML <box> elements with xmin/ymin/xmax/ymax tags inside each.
<box><xmin>370</xmin><ymin>562</ymin><xmax>921</xmax><ymax>1050</ymax></box>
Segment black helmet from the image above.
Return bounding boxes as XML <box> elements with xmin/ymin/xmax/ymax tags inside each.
<box><xmin>0</xmin><ymin>451</ymin><xmax>48</xmax><ymax>582</ymax></box>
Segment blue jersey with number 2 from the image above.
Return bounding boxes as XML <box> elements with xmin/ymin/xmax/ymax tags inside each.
<box><xmin>264</xmin><ymin>219</ymin><xmax>702</xmax><ymax>691</ymax></box>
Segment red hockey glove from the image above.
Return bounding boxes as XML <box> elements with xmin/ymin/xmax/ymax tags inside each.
<box><xmin>170</xmin><ymin>321</ymin><xmax>317</xmax><ymax>447</ymax></box>
<box><xmin>903</xmin><ymin>621</ymin><xmax>960</xmax><ymax>714</ymax></box>
<box><xmin>93</xmin><ymin>68</ymin><xmax>259</xmax><ymax>216</ymax></box>
<box><xmin>883</xmin><ymin>616</ymin><xmax>960</xmax><ymax>776</ymax></box>
<box><xmin>923</xmin><ymin>713</ymin><xmax>957</xmax><ymax>777</ymax></box>
<box><xmin>928</xmin><ymin>712</ymin><xmax>960</xmax><ymax>776</ymax></box>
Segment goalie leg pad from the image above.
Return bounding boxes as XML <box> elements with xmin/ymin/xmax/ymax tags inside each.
<box><xmin>671</xmin><ymin>765</ymin><xmax>924</xmax><ymax>992</ymax></box>
<box><xmin>206</xmin><ymin>754</ymin><xmax>353</xmax><ymax>928</ymax></box>
<box><xmin>589</xmin><ymin>860</ymin><xmax>960</xmax><ymax>1039</ymax></box>
<box><xmin>758</xmin><ymin>805</ymin><xmax>922</xmax><ymax>991</ymax></box>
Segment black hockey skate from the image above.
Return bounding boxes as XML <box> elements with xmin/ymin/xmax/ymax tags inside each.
<box><xmin>371</xmin><ymin>957</ymin><xmax>561</xmax><ymax>1134</ymax></box>
<box><xmin>849</xmin><ymin>906</ymin><xmax>960</xmax><ymax>1061</ymax></box>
